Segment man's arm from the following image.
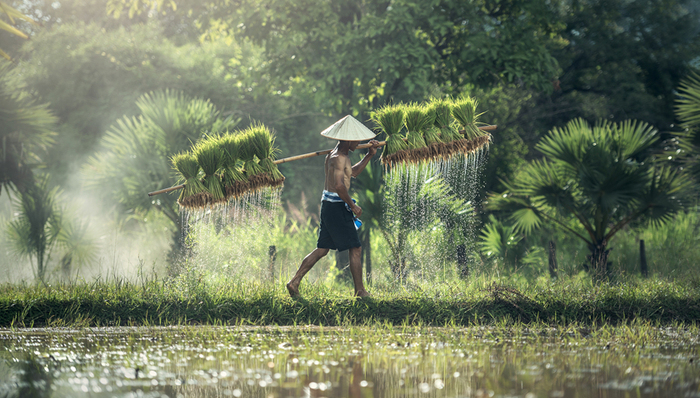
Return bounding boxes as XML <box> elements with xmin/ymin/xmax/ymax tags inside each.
<box><xmin>332</xmin><ymin>156</ymin><xmax>362</xmax><ymax>217</ymax></box>
<box><xmin>351</xmin><ymin>140</ymin><xmax>380</xmax><ymax>177</ymax></box>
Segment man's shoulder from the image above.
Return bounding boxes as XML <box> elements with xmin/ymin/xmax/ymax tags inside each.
<box><xmin>329</xmin><ymin>152</ymin><xmax>350</xmax><ymax>164</ymax></box>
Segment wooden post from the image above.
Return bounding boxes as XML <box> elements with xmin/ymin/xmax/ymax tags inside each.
<box><xmin>362</xmin><ymin>230</ymin><xmax>372</xmax><ymax>285</ymax></box>
<box><xmin>548</xmin><ymin>240</ymin><xmax>558</xmax><ymax>279</ymax></box>
<box><xmin>457</xmin><ymin>244</ymin><xmax>468</xmax><ymax>278</ymax></box>
<box><xmin>268</xmin><ymin>245</ymin><xmax>277</xmax><ymax>281</ymax></box>
<box><xmin>640</xmin><ymin>239</ymin><xmax>648</xmax><ymax>278</ymax></box>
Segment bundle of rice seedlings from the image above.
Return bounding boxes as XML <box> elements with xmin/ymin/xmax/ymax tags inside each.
<box><xmin>237</xmin><ymin>128</ymin><xmax>268</xmax><ymax>192</ymax></box>
<box><xmin>193</xmin><ymin>137</ymin><xmax>225</xmax><ymax>204</ymax></box>
<box><xmin>219</xmin><ymin>133</ymin><xmax>248</xmax><ymax>199</ymax></box>
<box><xmin>452</xmin><ymin>96</ymin><xmax>484</xmax><ymax>140</ymax></box>
<box><xmin>403</xmin><ymin>103</ymin><xmax>431</xmax><ymax>162</ymax></box>
<box><xmin>371</xmin><ymin>104</ymin><xmax>409</xmax><ymax>166</ymax></box>
<box><xmin>171</xmin><ymin>152</ymin><xmax>206</xmax><ymax>207</ymax></box>
<box><xmin>421</xmin><ymin>106</ymin><xmax>442</xmax><ymax>147</ymax></box>
<box><xmin>428</xmin><ymin>98</ymin><xmax>462</xmax><ymax>143</ymax></box>
<box><xmin>248</xmin><ymin>123</ymin><xmax>285</xmax><ymax>187</ymax></box>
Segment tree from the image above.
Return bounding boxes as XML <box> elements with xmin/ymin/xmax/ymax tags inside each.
<box><xmin>108</xmin><ymin>0</ymin><xmax>565</xmax><ymax>117</ymax></box>
<box><xmin>488</xmin><ymin>118</ymin><xmax>692</xmax><ymax>278</ymax></box>
<box><xmin>6</xmin><ymin>177</ymin><xmax>61</xmax><ymax>282</ymax></box>
<box><xmin>551</xmin><ymin>0</ymin><xmax>700</xmax><ymax>128</ymax></box>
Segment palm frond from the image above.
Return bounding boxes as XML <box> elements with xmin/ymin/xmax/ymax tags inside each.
<box><xmin>676</xmin><ymin>71</ymin><xmax>700</xmax><ymax>128</ymax></box>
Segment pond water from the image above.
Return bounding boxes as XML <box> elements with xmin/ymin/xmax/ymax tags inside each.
<box><xmin>0</xmin><ymin>325</ymin><xmax>698</xmax><ymax>397</ymax></box>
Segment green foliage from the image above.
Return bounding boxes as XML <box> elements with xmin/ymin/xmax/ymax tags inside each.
<box><xmin>148</xmin><ymin>0</ymin><xmax>566</xmax><ymax>117</ymax></box>
<box><xmin>0</xmin><ymin>275</ymin><xmax>699</xmax><ymax>326</ymax></box>
<box><xmin>489</xmin><ymin>118</ymin><xmax>693</xmax><ymax>277</ymax></box>
<box><xmin>0</xmin><ymin>63</ymin><xmax>57</xmax><ymax>196</ymax></box>
<box><xmin>0</xmin><ymin>1</ymin><xmax>38</xmax><ymax>60</ymax></box>
<box><xmin>672</xmin><ymin>71</ymin><xmax>700</xmax><ymax>186</ymax></box>
<box><xmin>553</xmin><ymin>0</ymin><xmax>700</xmax><ymax>128</ymax></box>
<box><xmin>676</xmin><ymin>71</ymin><xmax>700</xmax><ymax>128</ymax></box>
<box><xmin>5</xmin><ymin>177</ymin><xmax>61</xmax><ymax>281</ymax></box>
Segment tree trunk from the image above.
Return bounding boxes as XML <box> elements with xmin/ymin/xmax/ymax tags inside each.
<box><xmin>548</xmin><ymin>240</ymin><xmax>558</xmax><ymax>279</ymax></box>
<box><xmin>585</xmin><ymin>240</ymin><xmax>610</xmax><ymax>280</ymax></box>
<box><xmin>640</xmin><ymin>239</ymin><xmax>648</xmax><ymax>278</ymax></box>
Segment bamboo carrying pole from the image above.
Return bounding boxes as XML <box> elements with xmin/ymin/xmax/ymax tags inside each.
<box><xmin>147</xmin><ymin>125</ymin><xmax>497</xmax><ymax>197</ymax></box>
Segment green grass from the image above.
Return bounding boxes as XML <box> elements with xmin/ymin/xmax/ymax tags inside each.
<box><xmin>0</xmin><ymin>275</ymin><xmax>697</xmax><ymax>328</ymax></box>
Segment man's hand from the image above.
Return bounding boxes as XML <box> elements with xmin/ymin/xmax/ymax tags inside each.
<box><xmin>351</xmin><ymin>204</ymin><xmax>362</xmax><ymax>217</ymax></box>
<box><xmin>367</xmin><ymin>140</ymin><xmax>380</xmax><ymax>157</ymax></box>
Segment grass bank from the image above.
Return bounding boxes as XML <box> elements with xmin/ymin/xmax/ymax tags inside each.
<box><xmin>0</xmin><ymin>276</ymin><xmax>698</xmax><ymax>327</ymax></box>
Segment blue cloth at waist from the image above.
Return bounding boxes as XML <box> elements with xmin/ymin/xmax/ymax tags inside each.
<box><xmin>321</xmin><ymin>190</ymin><xmax>345</xmax><ymax>203</ymax></box>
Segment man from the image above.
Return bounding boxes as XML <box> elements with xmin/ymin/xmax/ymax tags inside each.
<box><xmin>286</xmin><ymin>115</ymin><xmax>380</xmax><ymax>298</ymax></box>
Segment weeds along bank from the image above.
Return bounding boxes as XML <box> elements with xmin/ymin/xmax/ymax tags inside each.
<box><xmin>0</xmin><ymin>276</ymin><xmax>698</xmax><ymax>327</ymax></box>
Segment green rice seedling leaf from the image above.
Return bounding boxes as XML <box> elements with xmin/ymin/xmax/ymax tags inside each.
<box><xmin>452</xmin><ymin>96</ymin><xmax>485</xmax><ymax>140</ymax></box>
<box><xmin>218</xmin><ymin>133</ymin><xmax>246</xmax><ymax>186</ymax></box>
<box><xmin>193</xmin><ymin>138</ymin><xmax>225</xmax><ymax>201</ymax></box>
<box><xmin>371</xmin><ymin>104</ymin><xmax>406</xmax><ymax>156</ymax></box>
<box><xmin>404</xmin><ymin>104</ymin><xmax>429</xmax><ymax>150</ymax></box>
<box><xmin>171</xmin><ymin>152</ymin><xmax>205</xmax><ymax>200</ymax></box>
<box><xmin>428</xmin><ymin>98</ymin><xmax>461</xmax><ymax>142</ymax></box>
<box><xmin>237</xmin><ymin>131</ymin><xmax>266</xmax><ymax>178</ymax></box>
<box><xmin>248</xmin><ymin>123</ymin><xmax>280</xmax><ymax>161</ymax></box>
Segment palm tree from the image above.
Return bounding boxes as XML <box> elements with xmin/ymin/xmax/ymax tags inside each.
<box><xmin>488</xmin><ymin>118</ymin><xmax>691</xmax><ymax>278</ymax></box>
<box><xmin>0</xmin><ymin>63</ymin><xmax>57</xmax><ymax>197</ymax></box>
<box><xmin>5</xmin><ymin>176</ymin><xmax>61</xmax><ymax>282</ymax></box>
<box><xmin>674</xmin><ymin>71</ymin><xmax>700</xmax><ymax>186</ymax></box>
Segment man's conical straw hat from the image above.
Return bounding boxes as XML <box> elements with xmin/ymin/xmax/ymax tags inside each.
<box><xmin>320</xmin><ymin>115</ymin><xmax>377</xmax><ymax>141</ymax></box>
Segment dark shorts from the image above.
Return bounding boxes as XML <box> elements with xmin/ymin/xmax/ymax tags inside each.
<box><xmin>317</xmin><ymin>201</ymin><xmax>361</xmax><ymax>252</ymax></box>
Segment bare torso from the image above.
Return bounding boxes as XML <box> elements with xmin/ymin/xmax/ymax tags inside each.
<box><xmin>324</xmin><ymin>149</ymin><xmax>352</xmax><ymax>192</ymax></box>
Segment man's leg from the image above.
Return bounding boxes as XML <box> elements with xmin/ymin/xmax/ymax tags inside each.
<box><xmin>286</xmin><ymin>248</ymin><xmax>330</xmax><ymax>297</ymax></box>
<box><xmin>348</xmin><ymin>246</ymin><xmax>369</xmax><ymax>297</ymax></box>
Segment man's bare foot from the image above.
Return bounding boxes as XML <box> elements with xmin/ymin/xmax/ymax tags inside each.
<box><xmin>355</xmin><ymin>289</ymin><xmax>370</xmax><ymax>298</ymax></box>
<box><xmin>286</xmin><ymin>281</ymin><xmax>300</xmax><ymax>297</ymax></box>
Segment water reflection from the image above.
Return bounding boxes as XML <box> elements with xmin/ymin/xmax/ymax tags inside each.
<box><xmin>0</xmin><ymin>326</ymin><xmax>697</xmax><ymax>397</ymax></box>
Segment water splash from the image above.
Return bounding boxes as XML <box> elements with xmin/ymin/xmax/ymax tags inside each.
<box><xmin>381</xmin><ymin>147</ymin><xmax>488</xmax><ymax>283</ymax></box>
<box><xmin>177</xmin><ymin>187</ymin><xmax>283</xmax><ymax>281</ymax></box>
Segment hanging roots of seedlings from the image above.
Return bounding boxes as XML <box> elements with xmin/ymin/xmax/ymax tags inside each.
<box><xmin>172</xmin><ymin>152</ymin><xmax>206</xmax><ymax>205</ymax></box>
<box><xmin>193</xmin><ymin>138</ymin><xmax>226</xmax><ymax>204</ymax></box>
<box><xmin>452</xmin><ymin>96</ymin><xmax>484</xmax><ymax>140</ymax></box>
